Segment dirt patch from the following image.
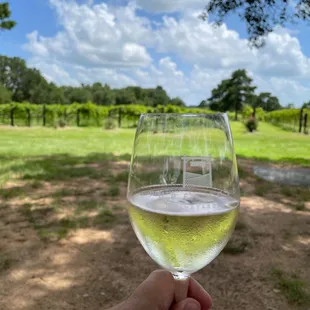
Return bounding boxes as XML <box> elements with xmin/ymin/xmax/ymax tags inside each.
<box><xmin>0</xmin><ymin>158</ymin><xmax>309</xmax><ymax>310</ymax></box>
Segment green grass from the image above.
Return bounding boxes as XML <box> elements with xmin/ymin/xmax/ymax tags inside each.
<box><xmin>0</xmin><ymin>123</ymin><xmax>308</xmax><ymax>168</ymax></box>
<box><xmin>272</xmin><ymin>268</ymin><xmax>310</xmax><ymax>306</ymax></box>
<box><xmin>0</xmin><ymin>123</ymin><xmax>308</xmax><ymax>241</ymax></box>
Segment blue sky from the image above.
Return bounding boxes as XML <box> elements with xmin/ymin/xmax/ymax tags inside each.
<box><xmin>2</xmin><ymin>0</ymin><xmax>310</xmax><ymax>107</ymax></box>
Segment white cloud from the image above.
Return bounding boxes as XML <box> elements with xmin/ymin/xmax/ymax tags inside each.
<box><xmin>24</xmin><ymin>0</ymin><xmax>310</xmax><ymax>107</ymax></box>
<box><xmin>135</xmin><ymin>0</ymin><xmax>206</xmax><ymax>13</ymax></box>
<box><xmin>25</xmin><ymin>0</ymin><xmax>152</xmax><ymax>68</ymax></box>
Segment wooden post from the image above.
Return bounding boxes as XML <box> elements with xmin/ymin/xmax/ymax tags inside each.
<box><xmin>118</xmin><ymin>108</ymin><xmax>122</xmax><ymax>128</ymax></box>
<box><xmin>76</xmin><ymin>110</ymin><xmax>80</xmax><ymax>127</ymax></box>
<box><xmin>234</xmin><ymin>106</ymin><xmax>238</xmax><ymax>121</ymax></box>
<box><xmin>10</xmin><ymin>107</ymin><xmax>15</xmax><ymax>126</ymax></box>
<box><xmin>304</xmin><ymin>113</ymin><xmax>308</xmax><ymax>134</ymax></box>
<box><xmin>27</xmin><ymin>108</ymin><xmax>31</xmax><ymax>127</ymax></box>
<box><xmin>42</xmin><ymin>104</ymin><xmax>46</xmax><ymax>127</ymax></box>
<box><xmin>299</xmin><ymin>108</ymin><xmax>303</xmax><ymax>133</ymax></box>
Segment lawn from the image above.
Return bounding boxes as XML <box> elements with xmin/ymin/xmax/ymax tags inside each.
<box><xmin>0</xmin><ymin>123</ymin><xmax>309</xmax><ymax>310</ymax></box>
<box><xmin>0</xmin><ymin>122</ymin><xmax>309</xmax><ymax>160</ymax></box>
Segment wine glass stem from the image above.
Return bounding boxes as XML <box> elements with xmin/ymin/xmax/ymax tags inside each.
<box><xmin>173</xmin><ymin>274</ymin><xmax>190</xmax><ymax>303</ymax></box>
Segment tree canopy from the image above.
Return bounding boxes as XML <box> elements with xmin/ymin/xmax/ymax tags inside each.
<box><xmin>202</xmin><ymin>0</ymin><xmax>310</xmax><ymax>47</ymax></box>
<box><xmin>0</xmin><ymin>2</ymin><xmax>16</xmax><ymax>31</ymax></box>
<box><xmin>0</xmin><ymin>55</ymin><xmax>186</xmax><ymax>107</ymax></box>
<box><xmin>200</xmin><ymin>69</ymin><xmax>282</xmax><ymax>117</ymax></box>
<box><xmin>205</xmin><ymin>69</ymin><xmax>256</xmax><ymax>120</ymax></box>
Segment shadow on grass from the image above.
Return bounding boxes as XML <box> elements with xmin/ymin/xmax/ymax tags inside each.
<box><xmin>0</xmin><ymin>154</ymin><xmax>310</xmax><ymax>309</ymax></box>
<box><xmin>237</xmin><ymin>155</ymin><xmax>310</xmax><ymax>167</ymax></box>
<box><xmin>0</xmin><ymin>153</ymin><xmax>131</xmax><ymax>241</ymax></box>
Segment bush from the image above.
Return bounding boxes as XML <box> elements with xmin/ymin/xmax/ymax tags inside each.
<box><xmin>58</xmin><ymin>118</ymin><xmax>66</xmax><ymax>128</ymax></box>
<box><xmin>104</xmin><ymin>118</ymin><xmax>116</xmax><ymax>130</ymax></box>
<box><xmin>245</xmin><ymin>117</ymin><xmax>258</xmax><ymax>132</ymax></box>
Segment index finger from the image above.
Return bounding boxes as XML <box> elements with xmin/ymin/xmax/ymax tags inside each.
<box><xmin>188</xmin><ymin>277</ymin><xmax>212</xmax><ymax>310</ymax></box>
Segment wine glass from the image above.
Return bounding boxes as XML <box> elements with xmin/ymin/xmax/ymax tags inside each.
<box><xmin>127</xmin><ymin>113</ymin><xmax>240</xmax><ymax>302</ymax></box>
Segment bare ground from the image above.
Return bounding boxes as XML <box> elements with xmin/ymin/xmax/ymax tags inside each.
<box><xmin>0</xmin><ymin>157</ymin><xmax>309</xmax><ymax>310</ymax></box>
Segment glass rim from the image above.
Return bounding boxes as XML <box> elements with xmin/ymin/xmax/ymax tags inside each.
<box><xmin>141</xmin><ymin>112</ymin><xmax>227</xmax><ymax>117</ymax></box>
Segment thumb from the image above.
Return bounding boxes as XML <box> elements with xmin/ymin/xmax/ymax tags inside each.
<box><xmin>172</xmin><ymin>298</ymin><xmax>201</xmax><ymax>310</ymax></box>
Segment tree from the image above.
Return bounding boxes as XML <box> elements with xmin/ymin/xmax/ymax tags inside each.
<box><xmin>0</xmin><ymin>2</ymin><xmax>16</xmax><ymax>30</ymax></box>
<box><xmin>0</xmin><ymin>83</ymin><xmax>11</xmax><ymax>103</ymax></box>
<box><xmin>147</xmin><ymin>86</ymin><xmax>171</xmax><ymax>107</ymax></box>
<box><xmin>115</xmin><ymin>88</ymin><xmax>136</xmax><ymax>105</ymax></box>
<box><xmin>286</xmin><ymin>103</ymin><xmax>295</xmax><ymax>109</ymax></box>
<box><xmin>67</xmin><ymin>87</ymin><xmax>92</xmax><ymax>103</ymax></box>
<box><xmin>199</xmin><ymin>100</ymin><xmax>208</xmax><ymax>108</ymax></box>
<box><xmin>201</xmin><ymin>0</ymin><xmax>310</xmax><ymax>47</ymax></box>
<box><xmin>208</xmin><ymin>69</ymin><xmax>256</xmax><ymax>120</ymax></box>
<box><xmin>170</xmin><ymin>97</ymin><xmax>185</xmax><ymax>107</ymax></box>
<box><xmin>92</xmin><ymin>84</ymin><xmax>115</xmax><ymax>106</ymax></box>
<box><xmin>0</xmin><ymin>56</ymin><xmax>47</xmax><ymax>102</ymax></box>
<box><xmin>249</xmin><ymin>92</ymin><xmax>281</xmax><ymax>116</ymax></box>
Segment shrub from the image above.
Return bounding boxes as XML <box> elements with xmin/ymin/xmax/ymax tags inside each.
<box><xmin>58</xmin><ymin>118</ymin><xmax>66</xmax><ymax>128</ymax></box>
<box><xmin>245</xmin><ymin>116</ymin><xmax>258</xmax><ymax>132</ymax></box>
<box><xmin>104</xmin><ymin>118</ymin><xmax>116</xmax><ymax>130</ymax></box>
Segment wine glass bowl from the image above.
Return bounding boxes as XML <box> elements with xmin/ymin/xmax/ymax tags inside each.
<box><xmin>127</xmin><ymin>113</ymin><xmax>240</xmax><ymax>299</ymax></box>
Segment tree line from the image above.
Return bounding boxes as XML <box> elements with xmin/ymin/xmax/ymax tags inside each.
<box><xmin>0</xmin><ymin>55</ymin><xmax>186</xmax><ymax>107</ymax></box>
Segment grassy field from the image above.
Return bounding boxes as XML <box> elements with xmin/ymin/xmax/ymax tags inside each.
<box><xmin>0</xmin><ymin>123</ymin><xmax>309</xmax><ymax>310</ymax></box>
<box><xmin>0</xmin><ymin>121</ymin><xmax>309</xmax><ymax>159</ymax></box>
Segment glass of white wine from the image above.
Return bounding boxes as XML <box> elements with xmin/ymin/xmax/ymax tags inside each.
<box><xmin>127</xmin><ymin>113</ymin><xmax>240</xmax><ymax>302</ymax></box>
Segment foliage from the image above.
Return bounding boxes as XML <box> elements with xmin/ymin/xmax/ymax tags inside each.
<box><xmin>202</xmin><ymin>0</ymin><xmax>310</xmax><ymax>47</ymax></box>
<box><xmin>104</xmin><ymin>118</ymin><xmax>117</xmax><ymax>130</ymax></box>
<box><xmin>0</xmin><ymin>56</ymin><xmax>47</xmax><ymax>102</ymax></box>
<box><xmin>245</xmin><ymin>117</ymin><xmax>258</xmax><ymax>132</ymax></box>
<box><xmin>207</xmin><ymin>69</ymin><xmax>256</xmax><ymax>120</ymax></box>
<box><xmin>0</xmin><ymin>83</ymin><xmax>11</xmax><ymax>104</ymax></box>
<box><xmin>0</xmin><ymin>56</ymin><xmax>187</xmax><ymax>107</ymax></box>
<box><xmin>0</xmin><ymin>102</ymin><xmax>214</xmax><ymax>127</ymax></box>
<box><xmin>0</xmin><ymin>2</ymin><xmax>16</xmax><ymax>30</ymax></box>
<box><xmin>265</xmin><ymin>108</ymin><xmax>310</xmax><ymax>132</ymax></box>
<box><xmin>249</xmin><ymin>92</ymin><xmax>281</xmax><ymax>113</ymax></box>
<box><xmin>242</xmin><ymin>105</ymin><xmax>265</xmax><ymax>121</ymax></box>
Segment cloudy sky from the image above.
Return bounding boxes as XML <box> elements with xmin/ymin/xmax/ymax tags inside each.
<box><xmin>2</xmin><ymin>0</ymin><xmax>310</xmax><ymax>107</ymax></box>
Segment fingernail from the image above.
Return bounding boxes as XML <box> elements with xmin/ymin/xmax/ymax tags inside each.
<box><xmin>184</xmin><ymin>301</ymin><xmax>201</xmax><ymax>310</ymax></box>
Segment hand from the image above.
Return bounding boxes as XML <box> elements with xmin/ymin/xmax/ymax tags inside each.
<box><xmin>109</xmin><ymin>270</ymin><xmax>212</xmax><ymax>310</ymax></box>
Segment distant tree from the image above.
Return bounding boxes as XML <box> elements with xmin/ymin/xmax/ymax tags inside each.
<box><xmin>170</xmin><ymin>97</ymin><xmax>185</xmax><ymax>107</ymax></box>
<box><xmin>201</xmin><ymin>0</ymin><xmax>310</xmax><ymax>47</ymax></box>
<box><xmin>0</xmin><ymin>83</ymin><xmax>11</xmax><ymax>103</ymax></box>
<box><xmin>199</xmin><ymin>100</ymin><xmax>209</xmax><ymax>108</ymax></box>
<box><xmin>0</xmin><ymin>2</ymin><xmax>16</xmax><ymax>31</ymax></box>
<box><xmin>248</xmin><ymin>92</ymin><xmax>282</xmax><ymax>116</ymax></box>
<box><xmin>302</xmin><ymin>101</ymin><xmax>310</xmax><ymax>109</ymax></box>
<box><xmin>146</xmin><ymin>86</ymin><xmax>171</xmax><ymax>107</ymax></box>
<box><xmin>115</xmin><ymin>87</ymin><xmax>136</xmax><ymax>105</ymax></box>
<box><xmin>286</xmin><ymin>103</ymin><xmax>295</xmax><ymax>109</ymax></box>
<box><xmin>255</xmin><ymin>92</ymin><xmax>281</xmax><ymax>112</ymax></box>
<box><xmin>67</xmin><ymin>87</ymin><xmax>92</xmax><ymax>104</ymax></box>
<box><xmin>92</xmin><ymin>84</ymin><xmax>115</xmax><ymax>106</ymax></box>
<box><xmin>0</xmin><ymin>55</ymin><xmax>176</xmax><ymax>107</ymax></box>
<box><xmin>208</xmin><ymin>69</ymin><xmax>256</xmax><ymax>120</ymax></box>
<box><xmin>0</xmin><ymin>56</ymin><xmax>46</xmax><ymax>102</ymax></box>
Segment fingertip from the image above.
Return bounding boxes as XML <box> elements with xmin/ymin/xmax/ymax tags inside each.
<box><xmin>188</xmin><ymin>278</ymin><xmax>212</xmax><ymax>310</ymax></box>
<box><xmin>172</xmin><ymin>298</ymin><xmax>201</xmax><ymax>310</ymax></box>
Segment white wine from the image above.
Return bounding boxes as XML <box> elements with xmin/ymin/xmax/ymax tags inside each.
<box><xmin>128</xmin><ymin>185</ymin><xmax>239</xmax><ymax>276</ymax></box>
